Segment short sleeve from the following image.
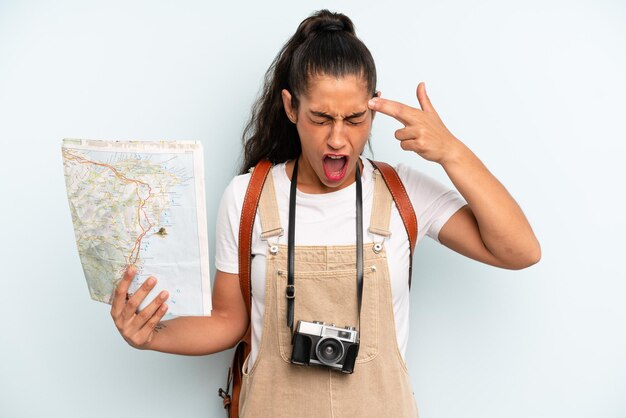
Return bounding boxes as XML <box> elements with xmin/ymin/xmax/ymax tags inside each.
<box><xmin>396</xmin><ymin>163</ymin><xmax>467</xmax><ymax>243</ymax></box>
<box><xmin>214</xmin><ymin>174</ymin><xmax>250</xmax><ymax>274</ymax></box>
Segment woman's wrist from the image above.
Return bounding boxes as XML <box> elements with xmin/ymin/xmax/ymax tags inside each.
<box><xmin>438</xmin><ymin>137</ymin><xmax>473</xmax><ymax>168</ymax></box>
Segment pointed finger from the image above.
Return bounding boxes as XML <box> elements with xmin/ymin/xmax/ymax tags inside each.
<box><xmin>368</xmin><ymin>97</ymin><xmax>413</xmax><ymax>125</ymax></box>
<box><xmin>416</xmin><ymin>82</ymin><xmax>436</xmax><ymax>113</ymax></box>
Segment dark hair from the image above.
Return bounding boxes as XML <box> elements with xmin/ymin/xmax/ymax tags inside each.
<box><xmin>239</xmin><ymin>9</ymin><xmax>377</xmax><ymax>174</ymax></box>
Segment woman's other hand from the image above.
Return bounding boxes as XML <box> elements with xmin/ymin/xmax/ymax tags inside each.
<box><xmin>110</xmin><ymin>265</ymin><xmax>169</xmax><ymax>349</ymax></box>
<box><xmin>368</xmin><ymin>82</ymin><xmax>466</xmax><ymax>165</ymax></box>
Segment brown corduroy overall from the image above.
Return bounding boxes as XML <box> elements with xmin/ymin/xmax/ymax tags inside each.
<box><xmin>239</xmin><ymin>169</ymin><xmax>419</xmax><ymax>417</ymax></box>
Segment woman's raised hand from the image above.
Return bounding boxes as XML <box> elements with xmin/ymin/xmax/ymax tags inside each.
<box><xmin>368</xmin><ymin>82</ymin><xmax>466</xmax><ymax>165</ymax></box>
<box><xmin>110</xmin><ymin>265</ymin><xmax>169</xmax><ymax>349</ymax></box>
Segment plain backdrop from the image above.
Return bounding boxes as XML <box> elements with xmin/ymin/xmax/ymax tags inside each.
<box><xmin>1</xmin><ymin>1</ymin><xmax>625</xmax><ymax>417</ymax></box>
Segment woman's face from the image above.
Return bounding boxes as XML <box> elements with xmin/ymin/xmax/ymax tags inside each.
<box><xmin>282</xmin><ymin>74</ymin><xmax>374</xmax><ymax>194</ymax></box>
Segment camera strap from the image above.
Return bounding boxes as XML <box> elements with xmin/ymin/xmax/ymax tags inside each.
<box><xmin>287</xmin><ymin>158</ymin><xmax>364</xmax><ymax>332</ymax></box>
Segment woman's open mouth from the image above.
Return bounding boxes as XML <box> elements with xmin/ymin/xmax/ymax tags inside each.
<box><xmin>322</xmin><ymin>154</ymin><xmax>349</xmax><ymax>182</ymax></box>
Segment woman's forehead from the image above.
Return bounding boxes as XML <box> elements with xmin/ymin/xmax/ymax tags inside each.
<box><xmin>302</xmin><ymin>74</ymin><xmax>371</xmax><ymax>109</ymax></box>
<box><xmin>305</xmin><ymin>73</ymin><xmax>368</xmax><ymax>91</ymax></box>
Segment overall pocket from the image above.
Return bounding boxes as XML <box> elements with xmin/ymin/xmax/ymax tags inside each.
<box><xmin>275</xmin><ymin>268</ymin><xmax>379</xmax><ymax>364</ymax></box>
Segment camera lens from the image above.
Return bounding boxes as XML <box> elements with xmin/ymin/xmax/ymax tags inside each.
<box><xmin>315</xmin><ymin>337</ymin><xmax>344</xmax><ymax>366</ymax></box>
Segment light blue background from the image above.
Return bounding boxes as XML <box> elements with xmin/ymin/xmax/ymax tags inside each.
<box><xmin>1</xmin><ymin>1</ymin><xmax>625</xmax><ymax>417</ymax></box>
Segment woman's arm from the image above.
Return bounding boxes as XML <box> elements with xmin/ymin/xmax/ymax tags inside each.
<box><xmin>368</xmin><ymin>82</ymin><xmax>541</xmax><ymax>269</ymax></box>
<box><xmin>111</xmin><ymin>266</ymin><xmax>248</xmax><ymax>355</ymax></box>
<box><xmin>437</xmin><ymin>144</ymin><xmax>541</xmax><ymax>269</ymax></box>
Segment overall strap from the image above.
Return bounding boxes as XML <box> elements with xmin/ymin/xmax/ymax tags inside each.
<box><xmin>257</xmin><ymin>168</ymin><xmax>283</xmax><ymax>241</ymax></box>
<box><xmin>368</xmin><ymin>160</ymin><xmax>418</xmax><ymax>289</ymax></box>
<box><xmin>369</xmin><ymin>168</ymin><xmax>393</xmax><ymax>238</ymax></box>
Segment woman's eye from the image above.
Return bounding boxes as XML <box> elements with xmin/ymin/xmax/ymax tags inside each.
<box><xmin>310</xmin><ymin>118</ymin><xmax>364</xmax><ymax>126</ymax></box>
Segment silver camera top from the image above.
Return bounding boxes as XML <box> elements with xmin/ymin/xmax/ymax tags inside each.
<box><xmin>296</xmin><ymin>320</ymin><xmax>358</xmax><ymax>343</ymax></box>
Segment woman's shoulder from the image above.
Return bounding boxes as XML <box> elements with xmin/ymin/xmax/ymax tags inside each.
<box><xmin>366</xmin><ymin>158</ymin><xmax>430</xmax><ymax>189</ymax></box>
<box><xmin>381</xmin><ymin>160</ymin><xmax>465</xmax><ymax>209</ymax></box>
<box><xmin>221</xmin><ymin>161</ymin><xmax>288</xmax><ymax>205</ymax></box>
<box><xmin>221</xmin><ymin>171</ymin><xmax>251</xmax><ymax>206</ymax></box>
<box><xmin>392</xmin><ymin>161</ymin><xmax>445</xmax><ymax>194</ymax></box>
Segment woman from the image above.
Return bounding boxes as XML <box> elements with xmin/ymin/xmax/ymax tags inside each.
<box><xmin>110</xmin><ymin>9</ymin><xmax>540</xmax><ymax>417</ymax></box>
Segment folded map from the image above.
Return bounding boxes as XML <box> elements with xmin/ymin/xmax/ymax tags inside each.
<box><xmin>62</xmin><ymin>139</ymin><xmax>211</xmax><ymax>316</ymax></box>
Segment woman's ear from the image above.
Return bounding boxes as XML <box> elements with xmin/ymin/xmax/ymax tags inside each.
<box><xmin>281</xmin><ymin>89</ymin><xmax>297</xmax><ymax>123</ymax></box>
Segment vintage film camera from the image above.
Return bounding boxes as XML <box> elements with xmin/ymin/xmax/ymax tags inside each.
<box><xmin>291</xmin><ymin>320</ymin><xmax>360</xmax><ymax>373</ymax></box>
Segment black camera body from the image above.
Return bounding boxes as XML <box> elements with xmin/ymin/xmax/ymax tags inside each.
<box><xmin>291</xmin><ymin>320</ymin><xmax>359</xmax><ymax>374</ymax></box>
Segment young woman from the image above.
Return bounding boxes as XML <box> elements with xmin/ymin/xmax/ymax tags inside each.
<box><xmin>110</xmin><ymin>9</ymin><xmax>540</xmax><ymax>417</ymax></box>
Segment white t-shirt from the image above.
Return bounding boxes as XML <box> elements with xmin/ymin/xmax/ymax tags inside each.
<box><xmin>215</xmin><ymin>157</ymin><xmax>467</xmax><ymax>367</ymax></box>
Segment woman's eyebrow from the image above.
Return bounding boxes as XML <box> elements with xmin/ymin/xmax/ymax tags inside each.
<box><xmin>309</xmin><ymin>110</ymin><xmax>333</xmax><ymax>119</ymax></box>
<box><xmin>345</xmin><ymin>110</ymin><xmax>368</xmax><ymax>119</ymax></box>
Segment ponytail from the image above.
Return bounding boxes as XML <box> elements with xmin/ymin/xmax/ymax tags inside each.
<box><xmin>239</xmin><ymin>9</ymin><xmax>377</xmax><ymax>174</ymax></box>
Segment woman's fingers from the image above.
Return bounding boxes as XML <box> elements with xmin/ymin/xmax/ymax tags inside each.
<box><xmin>122</xmin><ymin>275</ymin><xmax>158</xmax><ymax>320</ymax></box>
<box><xmin>415</xmin><ymin>82</ymin><xmax>437</xmax><ymax>114</ymax></box>
<box><xmin>133</xmin><ymin>302</ymin><xmax>169</xmax><ymax>345</ymax></box>
<box><xmin>124</xmin><ymin>291</ymin><xmax>169</xmax><ymax>345</ymax></box>
<box><xmin>132</xmin><ymin>290</ymin><xmax>169</xmax><ymax>329</ymax></box>
<box><xmin>111</xmin><ymin>265</ymin><xmax>136</xmax><ymax>319</ymax></box>
<box><xmin>370</xmin><ymin>82</ymin><xmax>459</xmax><ymax>163</ymax></box>
<box><xmin>367</xmin><ymin>82</ymin><xmax>439</xmax><ymax>126</ymax></box>
<box><xmin>395</xmin><ymin>127</ymin><xmax>415</xmax><ymax>141</ymax></box>
<box><xmin>110</xmin><ymin>265</ymin><xmax>169</xmax><ymax>348</ymax></box>
<box><xmin>368</xmin><ymin>97</ymin><xmax>414</xmax><ymax>126</ymax></box>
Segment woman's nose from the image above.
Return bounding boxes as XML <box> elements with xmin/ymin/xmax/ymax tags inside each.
<box><xmin>327</xmin><ymin>122</ymin><xmax>347</xmax><ymax>150</ymax></box>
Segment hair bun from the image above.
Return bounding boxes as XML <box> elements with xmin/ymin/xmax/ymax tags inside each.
<box><xmin>318</xmin><ymin>21</ymin><xmax>344</xmax><ymax>32</ymax></box>
<box><xmin>298</xmin><ymin>10</ymin><xmax>355</xmax><ymax>38</ymax></box>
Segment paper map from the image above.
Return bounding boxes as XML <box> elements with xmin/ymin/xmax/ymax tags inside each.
<box><xmin>62</xmin><ymin>139</ymin><xmax>211</xmax><ymax>316</ymax></box>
